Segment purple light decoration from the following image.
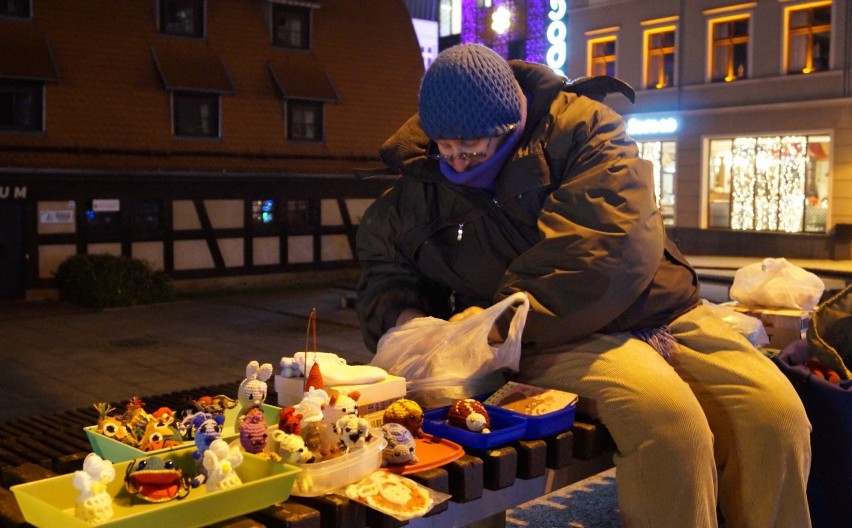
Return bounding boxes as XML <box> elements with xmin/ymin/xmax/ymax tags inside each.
<box><xmin>460</xmin><ymin>0</ymin><xmax>551</xmax><ymax>66</ymax></box>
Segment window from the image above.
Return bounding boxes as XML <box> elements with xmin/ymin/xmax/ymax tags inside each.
<box><xmin>173</xmin><ymin>91</ymin><xmax>219</xmax><ymax>138</ymax></box>
<box><xmin>287</xmin><ymin>100</ymin><xmax>322</xmax><ymax>142</ymax></box>
<box><xmin>85</xmin><ymin>201</ymin><xmax>121</xmax><ymax>239</ymax></box>
<box><xmin>589</xmin><ymin>37</ymin><xmax>616</xmax><ymax>77</ymax></box>
<box><xmin>645</xmin><ymin>28</ymin><xmax>676</xmax><ymax>89</ymax></box>
<box><xmin>786</xmin><ymin>2</ymin><xmax>831</xmax><ymax>74</ymax></box>
<box><xmin>638</xmin><ymin>141</ymin><xmax>677</xmax><ymax>226</ymax></box>
<box><xmin>284</xmin><ymin>199</ymin><xmax>313</xmax><ymax>228</ymax></box>
<box><xmin>508</xmin><ymin>39</ymin><xmax>526</xmax><ymax>61</ymax></box>
<box><xmin>439</xmin><ymin>0</ymin><xmax>462</xmax><ymax>38</ymax></box>
<box><xmin>252</xmin><ymin>200</ymin><xmax>276</xmax><ymax>225</ymax></box>
<box><xmin>129</xmin><ymin>201</ymin><xmax>164</xmax><ymax>237</ymax></box>
<box><xmin>0</xmin><ymin>0</ymin><xmax>30</xmax><ymax>17</ymax></box>
<box><xmin>710</xmin><ymin>16</ymin><xmax>749</xmax><ymax>82</ymax></box>
<box><xmin>476</xmin><ymin>0</ymin><xmax>492</xmax><ymax>7</ymax></box>
<box><xmin>272</xmin><ymin>4</ymin><xmax>310</xmax><ymax>49</ymax></box>
<box><xmin>0</xmin><ymin>79</ymin><xmax>42</xmax><ymax>132</ymax></box>
<box><xmin>707</xmin><ymin>135</ymin><xmax>830</xmax><ymax>233</ymax></box>
<box><xmin>160</xmin><ymin>0</ymin><xmax>204</xmax><ymax>38</ymax></box>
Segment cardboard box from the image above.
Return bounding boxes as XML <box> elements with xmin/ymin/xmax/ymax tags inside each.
<box><xmin>731</xmin><ymin>304</ymin><xmax>810</xmax><ymax>350</ymax></box>
<box><xmin>275</xmin><ymin>374</ymin><xmax>406</xmax><ymax>414</ymax></box>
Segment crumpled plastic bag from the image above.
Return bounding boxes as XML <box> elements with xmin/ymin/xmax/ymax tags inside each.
<box><xmin>702</xmin><ymin>300</ymin><xmax>770</xmax><ymax>348</ymax></box>
<box><xmin>370</xmin><ymin>292</ymin><xmax>530</xmax><ymax>408</ymax></box>
<box><xmin>729</xmin><ymin>257</ymin><xmax>825</xmax><ymax>311</ymax></box>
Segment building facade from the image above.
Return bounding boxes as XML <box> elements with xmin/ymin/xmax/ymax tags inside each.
<box><xmin>446</xmin><ymin>0</ymin><xmax>852</xmax><ymax>260</ymax></box>
<box><xmin>0</xmin><ymin>0</ymin><xmax>425</xmax><ymax>300</ymax></box>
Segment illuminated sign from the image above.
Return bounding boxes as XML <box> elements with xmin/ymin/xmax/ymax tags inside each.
<box><xmin>547</xmin><ymin>0</ymin><xmax>567</xmax><ymax>76</ymax></box>
<box><xmin>626</xmin><ymin>117</ymin><xmax>679</xmax><ymax>136</ymax></box>
<box><xmin>0</xmin><ymin>185</ymin><xmax>27</xmax><ymax>200</ymax></box>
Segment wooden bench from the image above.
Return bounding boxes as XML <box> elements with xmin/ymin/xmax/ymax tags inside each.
<box><xmin>0</xmin><ymin>382</ymin><xmax>615</xmax><ymax>528</ymax></box>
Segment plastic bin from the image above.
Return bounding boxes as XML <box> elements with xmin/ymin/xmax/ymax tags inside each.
<box><xmin>421</xmin><ymin>405</ymin><xmax>527</xmax><ymax>450</ymax></box>
<box><xmin>11</xmin><ymin>445</ymin><xmax>300</xmax><ymax>528</ymax></box>
<box><xmin>85</xmin><ymin>404</ymin><xmax>281</xmax><ymax>463</ymax></box>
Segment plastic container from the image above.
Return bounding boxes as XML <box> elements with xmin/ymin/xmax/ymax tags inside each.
<box><xmin>251</xmin><ymin>428</ymin><xmax>386</xmax><ymax>497</ymax></box>
<box><xmin>421</xmin><ymin>405</ymin><xmax>527</xmax><ymax>450</ymax></box>
<box><xmin>478</xmin><ymin>388</ymin><xmax>577</xmax><ymax>440</ymax></box>
<box><xmin>11</xmin><ymin>445</ymin><xmax>300</xmax><ymax>528</ymax></box>
<box><xmin>85</xmin><ymin>404</ymin><xmax>282</xmax><ymax>463</ymax></box>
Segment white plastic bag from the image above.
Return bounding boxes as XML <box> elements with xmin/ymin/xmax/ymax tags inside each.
<box><xmin>729</xmin><ymin>258</ymin><xmax>825</xmax><ymax>311</ymax></box>
<box><xmin>701</xmin><ymin>300</ymin><xmax>770</xmax><ymax>348</ymax></box>
<box><xmin>370</xmin><ymin>292</ymin><xmax>530</xmax><ymax>408</ymax></box>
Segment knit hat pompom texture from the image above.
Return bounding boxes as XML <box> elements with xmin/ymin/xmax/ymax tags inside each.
<box><xmin>419</xmin><ymin>44</ymin><xmax>522</xmax><ymax>140</ymax></box>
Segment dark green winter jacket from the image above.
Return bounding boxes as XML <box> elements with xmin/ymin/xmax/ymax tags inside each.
<box><xmin>356</xmin><ymin>60</ymin><xmax>700</xmax><ymax>353</ymax></box>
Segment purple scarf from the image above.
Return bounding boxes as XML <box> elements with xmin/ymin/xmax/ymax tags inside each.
<box><xmin>438</xmin><ymin>121</ymin><xmax>524</xmax><ymax>191</ymax></box>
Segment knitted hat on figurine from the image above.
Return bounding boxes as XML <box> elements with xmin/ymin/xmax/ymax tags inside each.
<box><xmin>419</xmin><ymin>43</ymin><xmax>522</xmax><ymax>140</ymax></box>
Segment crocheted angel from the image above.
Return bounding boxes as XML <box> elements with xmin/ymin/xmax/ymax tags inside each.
<box><xmin>72</xmin><ymin>452</ymin><xmax>115</xmax><ymax>524</ymax></box>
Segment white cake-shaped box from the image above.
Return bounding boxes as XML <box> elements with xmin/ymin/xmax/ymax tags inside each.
<box><xmin>275</xmin><ymin>352</ymin><xmax>406</xmax><ymax>415</ymax></box>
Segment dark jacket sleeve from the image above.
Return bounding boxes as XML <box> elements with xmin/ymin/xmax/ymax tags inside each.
<box><xmin>496</xmin><ymin>94</ymin><xmax>665</xmax><ymax>350</ymax></box>
<box><xmin>355</xmin><ymin>184</ymin><xmax>452</xmax><ymax>352</ymax></box>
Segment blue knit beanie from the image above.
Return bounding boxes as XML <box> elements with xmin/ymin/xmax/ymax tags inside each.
<box><xmin>419</xmin><ymin>44</ymin><xmax>522</xmax><ymax>140</ymax></box>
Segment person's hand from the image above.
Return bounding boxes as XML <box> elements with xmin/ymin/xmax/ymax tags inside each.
<box><xmin>449</xmin><ymin>306</ymin><xmax>504</xmax><ymax>344</ymax></box>
<box><xmin>396</xmin><ymin>308</ymin><xmax>426</xmax><ymax>327</ymax></box>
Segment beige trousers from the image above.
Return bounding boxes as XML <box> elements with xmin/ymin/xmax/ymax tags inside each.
<box><xmin>517</xmin><ymin>304</ymin><xmax>812</xmax><ymax>528</ymax></box>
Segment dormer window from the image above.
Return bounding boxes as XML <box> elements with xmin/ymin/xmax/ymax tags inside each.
<box><xmin>160</xmin><ymin>0</ymin><xmax>205</xmax><ymax>38</ymax></box>
<box><xmin>0</xmin><ymin>0</ymin><xmax>30</xmax><ymax>17</ymax></box>
<box><xmin>272</xmin><ymin>4</ymin><xmax>310</xmax><ymax>49</ymax></box>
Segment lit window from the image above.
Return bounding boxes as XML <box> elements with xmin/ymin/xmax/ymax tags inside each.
<box><xmin>284</xmin><ymin>200</ymin><xmax>312</xmax><ymax>227</ymax></box>
<box><xmin>252</xmin><ymin>200</ymin><xmax>276</xmax><ymax>225</ymax></box>
<box><xmin>645</xmin><ymin>28</ymin><xmax>676</xmax><ymax>89</ymax></box>
<box><xmin>0</xmin><ymin>79</ymin><xmax>42</xmax><ymax>131</ymax></box>
<box><xmin>707</xmin><ymin>135</ymin><xmax>830</xmax><ymax>233</ymax></box>
<box><xmin>0</xmin><ymin>0</ymin><xmax>30</xmax><ymax>17</ymax></box>
<box><xmin>160</xmin><ymin>0</ymin><xmax>205</xmax><ymax>38</ymax></box>
<box><xmin>287</xmin><ymin>100</ymin><xmax>322</xmax><ymax>142</ymax></box>
<box><xmin>439</xmin><ymin>0</ymin><xmax>462</xmax><ymax>38</ymax></box>
<box><xmin>637</xmin><ymin>141</ymin><xmax>677</xmax><ymax>226</ymax></box>
<box><xmin>173</xmin><ymin>91</ymin><xmax>219</xmax><ymax>138</ymax></box>
<box><xmin>272</xmin><ymin>4</ymin><xmax>310</xmax><ymax>49</ymax></box>
<box><xmin>786</xmin><ymin>2</ymin><xmax>831</xmax><ymax>74</ymax></box>
<box><xmin>710</xmin><ymin>16</ymin><xmax>749</xmax><ymax>82</ymax></box>
<box><xmin>589</xmin><ymin>37</ymin><xmax>616</xmax><ymax>77</ymax></box>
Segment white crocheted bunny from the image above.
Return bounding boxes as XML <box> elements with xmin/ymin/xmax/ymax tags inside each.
<box><xmin>238</xmin><ymin>360</ymin><xmax>273</xmax><ymax>415</ymax></box>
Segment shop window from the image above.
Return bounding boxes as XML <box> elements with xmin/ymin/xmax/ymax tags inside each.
<box><xmin>707</xmin><ymin>135</ymin><xmax>830</xmax><ymax>233</ymax></box>
<box><xmin>173</xmin><ymin>91</ymin><xmax>219</xmax><ymax>138</ymax></box>
<box><xmin>286</xmin><ymin>100</ymin><xmax>322</xmax><ymax>142</ymax></box>
<box><xmin>507</xmin><ymin>39</ymin><xmax>526</xmax><ymax>61</ymax></box>
<box><xmin>284</xmin><ymin>199</ymin><xmax>313</xmax><ymax>228</ymax></box>
<box><xmin>637</xmin><ymin>140</ymin><xmax>677</xmax><ymax>226</ymax></box>
<box><xmin>252</xmin><ymin>199</ymin><xmax>276</xmax><ymax>225</ymax></box>
<box><xmin>1</xmin><ymin>0</ymin><xmax>30</xmax><ymax>17</ymax></box>
<box><xmin>129</xmin><ymin>201</ymin><xmax>163</xmax><ymax>237</ymax></box>
<box><xmin>272</xmin><ymin>4</ymin><xmax>310</xmax><ymax>49</ymax></box>
<box><xmin>159</xmin><ymin>0</ymin><xmax>205</xmax><ymax>38</ymax></box>
<box><xmin>645</xmin><ymin>28</ymin><xmax>676</xmax><ymax>89</ymax></box>
<box><xmin>709</xmin><ymin>15</ymin><xmax>749</xmax><ymax>82</ymax></box>
<box><xmin>86</xmin><ymin>201</ymin><xmax>121</xmax><ymax>239</ymax></box>
<box><xmin>0</xmin><ymin>79</ymin><xmax>42</xmax><ymax>131</ymax></box>
<box><xmin>786</xmin><ymin>1</ymin><xmax>831</xmax><ymax>74</ymax></box>
<box><xmin>588</xmin><ymin>36</ymin><xmax>616</xmax><ymax>77</ymax></box>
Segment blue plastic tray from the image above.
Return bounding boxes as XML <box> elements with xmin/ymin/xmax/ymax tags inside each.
<box><xmin>421</xmin><ymin>405</ymin><xmax>527</xmax><ymax>450</ymax></box>
<box><xmin>475</xmin><ymin>391</ymin><xmax>576</xmax><ymax>440</ymax></box>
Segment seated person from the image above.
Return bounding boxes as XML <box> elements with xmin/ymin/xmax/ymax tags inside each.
<box><xmin>355</xmin><ymin>44</ymin><xmax>811</xmax><ymax>527</ymax></box>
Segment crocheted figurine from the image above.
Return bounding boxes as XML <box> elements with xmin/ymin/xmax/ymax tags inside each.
<box><xmin>202</xmin><ymin>438</ymin><xmax>244</xmax><ymax>492</ymax></box>
<box><xmin>138</xmin><ymin>418</ymin><xmax>183</xmax><ymax>452</ymax></box>
<box><xmin>190</xmin><ymin>412</ymin><xmax>226</xmax><ymax>487</ymax></box>
<box><xmin>272</xmin><ymin>430</ymin><xmax>316</xmax><ymax>463</ymax></box>
<box><xmin>380</xmin><ymin>422</ymin><xmax>418</xmax><ymax>466</ymax></box>
<box><xmin>336</xmin><ymin>414</ymin><xmax>372</xmax><ymax>453</ymax></box>
<box><xmin>447</xmin><ymin>399</ymin><xmax>491</xmax><ymax>434</ymax></box>
<box><xmin>124</xmin><ymin>456</ymin><xmax>191</xmax><ymax>503</ymax></box>
<box><xmin>238</xmin><ymin>360</ymin><xmax>274</xmax><ymax>417</ymax></box>
<box><xmin>72</xmin><ymin>453</ymin><xmax>115</xmax><ymax>524</ymax></box>
<box><xmin>383</xmin><ymin>398</ymin><xmax>425</xmax><ymax>438</ymax></box>
<box><xmin>277</xmin><ymin>406</ymin><xmax>303</xmax><ymax>435</ymax></box>
<box><xmin>239</xmin><ymin>406</ymin><xmax>269</xmax><ymax>454</ymax></box>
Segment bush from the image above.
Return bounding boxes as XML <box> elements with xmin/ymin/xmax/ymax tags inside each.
<box><xmin>54</xmin><ymin>253</ymin><xmax>175</xmax><ymax>309</ymax></box>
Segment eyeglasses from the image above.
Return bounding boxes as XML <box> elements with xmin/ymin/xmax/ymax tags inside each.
<box><xmin>429</xmin><ymin>137</ymin><xmax>493</xmax><ymax>163</ymax></box>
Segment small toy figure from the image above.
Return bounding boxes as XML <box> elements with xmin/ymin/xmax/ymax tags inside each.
<box><xmin>380</xmin><ymin>422</ymin><xmax>418</xmax><ymax>467</ymax></box>
<box><xmin>124</xmin><ymin>456</ymin><xmax>191</xmax><ymax>503</ymax></box>
<box><xmin>447</xmin><ymin>399</ymin><xmax>491</xmax><ymax>434</ymax></box>
<box><xmin>73</xmin><ymin>453</ymin><xmax>115</xmax><ymax>524</ymax></box>
<box><xmin>277</xmin><ymin>406</ymin><xmax>303</xmax><ymax>435</ymax></box>
<box><xmin>94</xmin><ymin>402</ymin><xmax>139</xmax><ymax>447</ymax></box>
<box><xmin>323</xmin><ymin>390</ymin><xmax>361</xmax><ymax>425</ymax></box>
<box><xmin>190</xmin><ymin>412</ymin><xmax>226</xmax><ymax>487</ymax></box>
<box><xmin>202</xmin><ymin>438</ymin><xmax>243</xmax><ymax>492</ymax></box>
<box><xmin>138</xmin><ymin>418</ymin><xmax>183</xmax><ymax>452</ymax></box>
<box><xmin>237</xmin><ymin>360</ymin><xmax>274</xmax><ymax>417</ymax></box>
<box><xmin>239</xmin><ymin>406</ymin><xmax>269</xmax><ymax>454</ymax></box>
<box><xmin>272</xmin><ymin>430</ymin><xmax>316</xmax><ymax>463</ymax></box>
<box><xmin>336</xmin><ymin>414</ymin><xmax>372</xmax><ymax>453</ymax></box>
<box><xmin>383</xmin><ymin>398</ymin><xmax>425</xmax><ymax>438</ymax></box>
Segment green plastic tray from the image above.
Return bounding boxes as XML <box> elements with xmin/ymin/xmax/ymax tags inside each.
<box><xmin>85</xmin><ymin>404</ymin><xmax>281</xmax><ymax>463</ymax></box>
<box><xmin>11</xmin><ymin>446</ymin><xmax>300</xmax><ymax>528</ymax></box>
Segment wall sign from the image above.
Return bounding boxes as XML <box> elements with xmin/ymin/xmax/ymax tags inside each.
<box><xmin>0</xmin><ymin>185</ymin><xmax>27</xmax><ymax>201</ymax></box>
<box><xmin>547</xmin><ymin>0</ymin><xmax>567</xmax><ymax>76</ymax></box>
